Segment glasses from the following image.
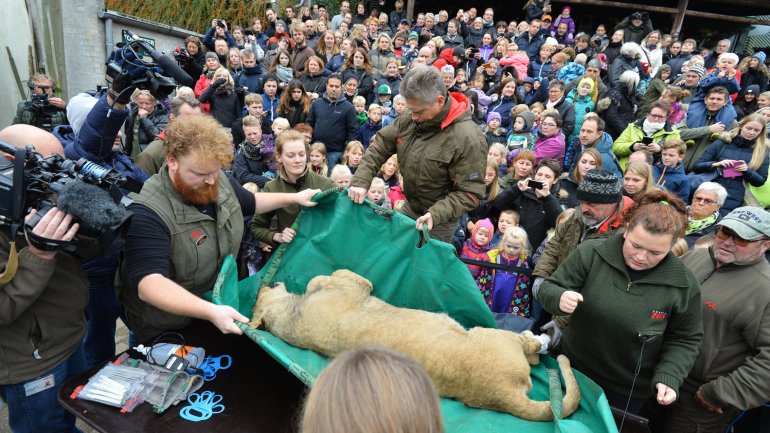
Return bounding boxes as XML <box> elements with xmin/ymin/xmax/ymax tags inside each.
<box><xmin>647</xmin><ymin>113</ymin><xmax>667</xmax><ymax>120</ymax></box>
<box><xmin>692</xmin><ymin>196</ymin><xmax>717</xmax><ymax>205</ymax></box>
<box><xmin>715</xmin><ymin>227</ymin><xmax>759</xmax><ymax>247</ymax></box>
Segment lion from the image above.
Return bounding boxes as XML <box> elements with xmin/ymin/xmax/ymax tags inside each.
<box><xmin>250</xmin><ymin>269</ymin><xmax>581</xmax><ymax>421</ymax></box>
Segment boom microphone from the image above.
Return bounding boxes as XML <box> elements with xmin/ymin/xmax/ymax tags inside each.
<box><xmin>126</xmin><ymin>30</ymin><xmax>194</xmax><ymax>87</ymax></box>
<box><xmin>56</xmin><ymin>179</ymin><xmax>128</xmax><ymax>234</ymax></box>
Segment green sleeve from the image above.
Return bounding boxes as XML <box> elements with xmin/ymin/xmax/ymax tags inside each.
<box><xmin>350</xmin><ymin>119</ymin><xmax>399</xmax><ymax>190</ymax></box>
<box><xmin>537</xmin><ymin>242</ymin><xmax>592</xmax><ymax>316</ymax></box>
<box><xmin>612</xmin><ymin>126</ymin><xmax>638</xmax><ymax>158</ymax></box>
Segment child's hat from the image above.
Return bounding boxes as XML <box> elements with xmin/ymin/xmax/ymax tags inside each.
<box><xmin>471</xmin><ymin>218</ymin><xmax>495</xmax><ymax>240</ymax></box>
<box><xmin>377</xmin><ymin>84</ymin><xmax>392</xmax><ymax>95</ymax></box>
<box><xmin>487</xmin><ymin>112</ymin><xmax>502</xmax><ymax>124</ymax></box>
<box><xmin>753</xmin><ymin>51</ymin><xmax>767</xmax><ymax>64</ymax></box>
<box><xmin>408</xmin><ymin>31</ymin><xmax>419</xmax><ymax>41</ymax></box>
<box><xmin>687</xmin><ymin>64</ymin><xmax>706</xmax><ymax>78</ymax></box>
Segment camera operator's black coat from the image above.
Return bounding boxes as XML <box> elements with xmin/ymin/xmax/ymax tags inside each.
<box><xmin>12</xmin><ymin>100</ymin><xmax>67</xmax><ymax>132</ymax></box>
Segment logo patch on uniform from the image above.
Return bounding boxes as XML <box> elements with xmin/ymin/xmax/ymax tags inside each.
<box><xmin>190</xmin><ymin>229</ymin><xmax>207</xmax><ymax>245</ymax></box>
<box><xmin>650</xmin><ymin>310</ymin><xmax>667</xmax><ymax>320</ymax></box>
<box><xmin>704</xmin><ymin>300</ymin><xmax>718</xmax><ymax>311</ymax></box>
<box><xmin>469</xmin><ymin>172</ymin><xmax>480</xmax><ymax>181</ymax></box>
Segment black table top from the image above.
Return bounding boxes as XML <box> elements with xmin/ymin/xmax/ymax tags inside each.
<box><xmin>58</xmin><ymin>320</ymin><xmax>307</xmax><ymax>433</ymax></box>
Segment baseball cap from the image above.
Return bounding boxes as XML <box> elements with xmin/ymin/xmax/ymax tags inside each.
<box><xmin>717</xmin><ymin>207</ymin><xmax>770</xmax><ymax>241</ymax></box>
<box><xmin>377</xmin><ymin>84</ymin><xmax>391</xmax><ymax>95</ymax></box>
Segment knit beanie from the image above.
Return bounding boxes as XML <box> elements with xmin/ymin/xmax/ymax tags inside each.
<box><xmin>471</xmin><ymin>218</ymin><xmax>494</xmax><ymax>241</ymax></box>
<box><xmin>516</xmin><ymin>111</ymin><xmax>536</xmax><ymax>132</ymax></box>
<box><xmin>687</xmin><ymin>64</ymin><xmax>706</xmax><ymax>78</ymax></box>
<box><xmin>408</xmin><ymin>31</ymin><xmax>419</xmax><ymax>41</ymax></box>
<box><xmin>487</xmin><ymin>112</ymin><xmax>501</xmax><ymax>124</ymax></box>
<box><xmin>576</xmin><ymin>169</ymin><xmax>622</xmax><ymax>204</ymax></box>
<box><xmin>276</xmin><ymin>20</ymin><xmax>287</xmax><ymax>30</ymax></box>
<box><xmin>746</xmin><ymin>84</ymin><xmax>760</xmax><ymax>95</ymax></box>
<box><xmin>587</xmin><ymin>58</ymin><xmax>602</xmax><ymax>70</ymax></box>
<box><xmin>753</xmin><ymin>51</ymin><xmax>767</xmax><ymax>64</ymax></box>
<box><xmin>205</xmin><ymin>51</ymin><xmax>219</xmax><ymax>61</ymax></box>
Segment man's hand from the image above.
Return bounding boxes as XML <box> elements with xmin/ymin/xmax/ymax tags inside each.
<box><xmin>708</xmin><ymin>122</ymin><xmax>725</xmax><ymax>133</ymax></box>
<box><xmin>559</xmin><ymin>290</ymin><xmax>583</xmax><ymax>313</ymax></box>
<box><xmin>272</xmin><ymin>227</ymin><xmax>296</xmax><ymax>243</ymax></box>
<box><xmin>138</xmin><ymin>108</ymin><xmax>149</xmax><ymax>119</ymax></box>
<box><xmin>295</xmin><ymin>189</ymin><xmax>320</xmax><ymax>206</ymax></box>
<box><xmin>348</xmin><ymin>186</ymin><xmax>368</xmax><ymax>204</ymax></box>
<box><xmin>47</xmin><ymin>97</ymin><xmax>66</xmax><ymax>109</ymax></box>
<box><xmin>24</xmin><ymin>208</ymin><xmax>79</xmax><ymax>261</ymax></box>
<box><xmin>655</xmin><ymin>383</ymin><xmax>677</xmax><ymax>405</ymax></box>
<box><xmin>206</xmin><ymin>304</ymin><xmax>249</xmax><ymax>335</ymax></box>
<box><xmin>647</xmin><ymin>142</ymin><xmax>661</xmax><ymax>153</ymax></box>
<box><xmin>415</xmin><ymin>212</ymin><xmax>433</xmax><ymax>231</ymax></box>
<box><xmin>534</xmin><ymin>180</ymin><xmax>551</xmax><ymax>198</ymax></box>
<box><xmin>695</xmin><ymin>387</ymin><xmax>723</xmax><ymax>414</ymax></box>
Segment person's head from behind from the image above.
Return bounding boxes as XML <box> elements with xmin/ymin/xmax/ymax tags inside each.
<box><xmin>0</xmin><ymin>124</ymin><xmax>63</xmax><ymax>158</ymax></box>
<box><xmin>367</xmin><ymin>177</ymin><xmax>386</xmax><ymax>203</ymax></box>
<box><xmin>399</xmin><ymin>66</ymin><xmax>447</xmax><ymax>123</ymax></box>
<box><xmin>242</xmin><ymin>115</ymin><xmax>263</xmax><ymax>145</ymax></box>
<box><xmin>331</xmin><ymin>164</ymin><xmax>352</xmax><ymax>187</ymax></box>
<box><xmin>576</xmin><ymin>168</ymin><xmax>622</xmax><ymax>226</ymax></box>
<box><xmin>621</xmin><ymin>189</ymin><xmax>688</xmax><ymax>270</ymax></box>
<box><xmin>300</xmin><ymin>347</ymin><xmax>444</xmax><ymax>433</ymax></box>
<box><xmin>628</xmin><ymin>150</ymin><xmax>653</xmax><ymax>165</ymax></box>
<box><xmin>660</xmin><ymin>139</ymin><xmax>686</xmax><ymax>168</ymax></box>
<box><xmin>272</xmin><ymin>117</ymin><xmax>290</xmax><ymax>136</ymax></box>
<box><xmin>164</xmin><ymin>114</ymin><xmax>233</xmax><ymax>205</ymax></box>
<box><xmin>497</xmin><ymin>209</ymin><xmax>520</xmax><ymax>235</ymax></box>
<box><xmin>499</xmin><ymin>226</ymin><xmax>529</xmax><ymax>260</ymax></box>
<box><xmin>169</xmin><ymin>95</ymin><xmax>202</xmax><ymax>121</ymax></box>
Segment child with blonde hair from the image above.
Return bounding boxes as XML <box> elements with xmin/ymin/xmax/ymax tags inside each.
<box><xmin>477</xmin><ymin>226</ymin><xmax>532</xmax><ymax>315</ymax></box>
<box><xmin>367</xmin><ymin>177</ymin><xmax>392</xmax><ymax>215</ymax></box>
<box><xmin>309</xmin><ymin>142</ymin><xmax>329</xmax><ymax>177</ymax></box>
<box><xmin>331</xmin><ymin>164</ymin><xmax>353</xmax><ymax>187</ymax></box>
<box><xmin>341</xmin><ymin>140</ymin><xmax>365</xmax><ymax>174</ymax></box>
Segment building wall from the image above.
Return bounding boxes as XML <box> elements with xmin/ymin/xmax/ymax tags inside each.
<box><xmin>0</xmin><ymin>0</ymin><xmax>35</xmax><ymax>128</ymax></box>
<box><xmin>60</xmin><ymin>0</ymin><xmax>106</xmax><ymax>97</ymax></box>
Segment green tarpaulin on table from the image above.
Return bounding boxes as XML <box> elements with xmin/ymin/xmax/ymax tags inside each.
<box><xmin>211</xmin><ymin>189</ymin><xmax>618</xmax><ymax>433</ymax></box>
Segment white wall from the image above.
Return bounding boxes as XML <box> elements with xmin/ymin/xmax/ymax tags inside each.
<box><xmin>0</xmin><ymin>0</ymin><xmax>35</xmax><ymax>128</ymax></box>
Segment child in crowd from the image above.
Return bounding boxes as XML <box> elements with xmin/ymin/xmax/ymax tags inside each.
<box><xmin>465</xmin><ymin>160</ymin><xmax>502</xmax><ymax>238</ymax></box>
<box><xmin>487</xmin><ymin>143</ymin><xmax>509</xmax><ymax>177</ymax></box>
<box><xmin>455</xmin><ymin>69</ymin><xmax>468</xmax><ymax>92</ymax></box>
<box><xmin>565</xmin><ymin>77</ymin><xmax>597</xmax><ymax>145</ymax></box>
<box><xmin>469</xmin><ymin>73</ymin><xmax>493</xmax><ymax>117</ymax></box>
<box><xmin>331</xmin><ymin>164</ymin><xmax>352</xmax><ymax>187</ymax></box>
<box><xmin>232</xmin><ymin>115</ymin><xmax>277</xmax><ymax>188</ymax></box>
<box><xmin>477</xmin><ymin>226</ymin><xmax>532</xmax><ymax>315</ymax></box>
<box><xmin>507</xmin><ymin>111</ymin><xmax>536</xmax><ymax>153</ymax></box>
<box><xmin>552</xmin><ymin>6</ymin><xmax>576</xmax><ymax>41</ymax></box>
<box><xmin>309</xmin><ymin>142</ymin><xmax>329</xmax><ymax>177</ymax></box>
<box><xmin>352</xmin><ymin>95</ymin><xmax>368</xmax><ymax>125</ymax></box>
<box><xmin>272</xmin><ymin>117</ymin><xmax>290</xmax><ymax>136</ymax></box>
<box><xmin>529</xmin><ymin>102</ymin><xmax>545</xmax><ymax>133</ymax></box>
<box><xmin>376</xmin><ymin>85</ymin><xmax>393</xmax><ymax>113</ymax></box>
<box><xmin>341</xmin><ymin>140</ymin><xmax>365</xmax><ymax>174</ymax></box>
<box><xmin>490</xmin><ymin>209</ymin><xmax>520</xmax><ymax>248</ymax></box>
<box><xmin>652</xmin><ymin>139</ymin><xmax>690</xmax><ymax>201</ymax></box>
<box><xmin>377</xmin><ymin>154</ymin><xmax>400</xmax><ymax>189</ymax></box>
<box><xmin>383</xmin><ymin>95</ymin><xmax>406</xmax><ymax>127</ymax></box>
<box><xmin>367</xmin><ymin>177</ymin><xmax>392</xmax><ymax>213</ymax></box>
<box><xmin>460</xmin><ymin>218</ymin><xmax>494</xmax><ymax>284</ymax></box>
<box><xmin>484</xmin><ymin>112</ymin><xmax>508</xmax><ymax>146</ymax></box>
<box><xmin>359</xmin><ymin>104</ymin><xmax>383</xmax><ymax>148</ymax></box>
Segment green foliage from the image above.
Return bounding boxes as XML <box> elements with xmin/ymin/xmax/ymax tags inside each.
<box><xmin>106</xmin><ymin>0</ymin><xmax>291</xmax><ymax>33</ymax></box>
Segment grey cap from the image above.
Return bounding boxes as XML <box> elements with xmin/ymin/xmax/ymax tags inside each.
<box><xmin>717</xmin><ymin>207</ymin><xmax>770</xmax><ymax>240</ymax></box>
<box><xmin>587</xmin><ymin>58</ymin><xmax>602</xmax><ymax>70</ymax></box>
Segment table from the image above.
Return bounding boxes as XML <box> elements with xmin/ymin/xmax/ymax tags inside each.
<box><xmin>58</xmin><ymin>320</ymin><xmax>307</xmax><ymax>432</ymax></box>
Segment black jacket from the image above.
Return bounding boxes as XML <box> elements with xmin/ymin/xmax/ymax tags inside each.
<box><xmin>490</xmin><ymin>186</ymin><xmax>561</xmax><ymax>250</ymax></box>
<box><xmin>554</xmin><ymin>98</ymin><xmax>577</xmax><ymax>140</ymax></box>
<box><xmin>605</xmin><ymin>86</ymin><xmax>636</xmax><ymax>139</ymax></box>
<box><xmin>299</xmin><ymin>72</ymin><xmax>328</xmax><ymax>96</ymax></box>
<box><xmin>306</xmin><ymin>93</ymin><xmax>359</xmax><ymax>152</ymax></box>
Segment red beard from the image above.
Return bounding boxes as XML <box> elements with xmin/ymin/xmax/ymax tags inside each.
<box><xmin>172</xmin><ymin>169</ymin><xmax>219</xmax><ymax>205</ymax></box>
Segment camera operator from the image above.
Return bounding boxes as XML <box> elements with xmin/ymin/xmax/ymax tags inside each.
<box><xmin>116</xmin><ymin>114</ymin><xmax>320</xmax><ymax>343</ymax></box>
<box><xmin>177</xmin><ymin>36</ymin><xmax>207</xmax><ymax>83</ymax></box>
<box><xmin>0</xmin><ymin>124</ymin><xmax>88</xmax><ymax>433</ymax></box>
<box><xmin>12</xmin><ymin>73</ymin><xmax>68</xmax><ymax>132</ymax></box>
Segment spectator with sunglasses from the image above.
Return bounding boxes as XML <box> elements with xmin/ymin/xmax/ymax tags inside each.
<box><xmin>665</xmin><ymin>206</ymin><xmax>770</xmax><ymax>433</ymax></box>
<box><xmin>13</xmin><ymin>73</ymin><xmax>68</xmax><ymax>132</ymax></box>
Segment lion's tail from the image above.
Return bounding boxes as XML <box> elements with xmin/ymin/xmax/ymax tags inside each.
<box><xmin>506</xmin><ymin>355</ymin><xmax>581</xmax><ymax>421</ymax></box>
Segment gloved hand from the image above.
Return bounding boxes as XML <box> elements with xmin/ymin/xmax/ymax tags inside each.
<box><xmin>110</xmin><ymin>71</ymin><xmax>136</xmax><ymax>105</ymax></box>
<box><xmin>540</xmin><ymin>321</ymin><xmax>562</xmax><ymax>348</ymax></box>
<box><xmin>212</xmin><ymin>78</ymin><xmax>227</xmax><ymax>88</ymax></box>
<box><xmin>234</xmin><ymin>86</ymin><xmax>247</xmax><ymax>94</ymax></box>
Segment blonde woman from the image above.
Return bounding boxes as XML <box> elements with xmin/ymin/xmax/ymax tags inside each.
<box><xmin>198</xmin><ymin>67</ymin><xmax>243</xmax><ymax>128</ymax></box>
<box><xmin>622</xmin><ymin>160</ymin><xmax>655</xmax><ymax>200</ymax></box>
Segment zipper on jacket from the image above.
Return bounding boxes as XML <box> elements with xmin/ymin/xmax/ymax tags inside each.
<box><xmin>627</xmin><ymin>281</ymin><xmax>632</xmax><ymax>292</ymax></box>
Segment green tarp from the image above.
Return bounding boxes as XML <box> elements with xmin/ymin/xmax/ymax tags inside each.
<box><xmin>212</xmin><ymin>189</ymin><xmax>618</xmax><ymax>433</ymax></box>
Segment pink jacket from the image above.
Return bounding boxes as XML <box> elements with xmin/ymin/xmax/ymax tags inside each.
<box><xmin>533</xmin><ymin>132</ymin><xmax>566</xmax><ymax>165</ymax></box>
<box><xmin>500</xmin><ymin>53</ymin><xmax>531</xmax><ymax>81</ymax></box>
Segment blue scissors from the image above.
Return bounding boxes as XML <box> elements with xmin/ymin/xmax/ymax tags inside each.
<box><xmin>179</xmin><ymin>391</ymin><xmax>225</xmax><ymax>422</ymax></box>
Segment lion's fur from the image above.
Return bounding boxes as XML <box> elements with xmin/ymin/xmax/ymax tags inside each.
<box><xmin>250</xmin><ymin>269</ymin><xmax>581</xmax><ymax>421</ymax></box>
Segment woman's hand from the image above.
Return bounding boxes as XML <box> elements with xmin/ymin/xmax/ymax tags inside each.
<box><xmin>534</xmin><ymin>180</ymin><xmax>551</xmax><ymax>198</ymax></box>
<box><xmin>272</xmin><ymin>227</ymin><xmax>297</xmax><ymax>243</ymax></box>
<box><xmin>516</xmin><ymin>179</ymin><xmax>530</xmax><ymax>192</ymax></box>
<box><xmin>733</xmin><ymin>161</ymin><xmax>748</xmax><ymax>172</ymax></box>
<box><xmin>655</xmin><ymin>383</ymin><xmax>677</xmax><ymax>406</ymax></box>
<box><xmin>712</xmin><ymin>159</ymin><xmax>735</xmax><ymax>168</ymax></box>
<box><xmin>559</xmin><ymin>290</ymin><xmax>583</xmax><ymax>313</ymax></box>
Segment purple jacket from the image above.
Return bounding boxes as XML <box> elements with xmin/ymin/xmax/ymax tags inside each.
<box><xmin>533</xmin><ymin>132</ymin><xmax>566</xmax><ymax>165</ymax></box>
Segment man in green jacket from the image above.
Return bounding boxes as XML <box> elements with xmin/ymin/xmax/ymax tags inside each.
<box><xmin>664</xmin><ymin>207</ymin><xmax>770</xmax><ymax>433</ymax></box>
<box><xmin>348</xmin><ymin>66</ymin><xmax>487</xmax><ymax>242</ymax></box>
<box><xmin>0</xmin><ymin>125</ymin><xmax>87</xmax><ymax>433</ymax></box>
<box><xmin>116</xmin><ymin>114</ymin><xmax>318</xmax><ymax>342</ymax></box>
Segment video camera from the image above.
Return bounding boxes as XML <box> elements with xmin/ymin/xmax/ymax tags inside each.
<box><xmin>105</xmin><ymin>30</ymin><xmax>194</xmax><ymax>100</ymax></box>
<box><xmin>0</xmin><ymin>140</ymin><xmax>133</xmax><ymax>255</ymax></box>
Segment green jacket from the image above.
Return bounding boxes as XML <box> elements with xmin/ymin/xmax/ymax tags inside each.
<box><xmin>116</xmin><ymin>167</ymin><xmax>244</xmax><ymax>341</ymax></box>
<box><xmin>13</xmin><ymin>101</ymin><xmax>68</xmax><ymax>132</ymax></box>
<box><xmin>251</xmin><ymin>168</ymin><xmax>334</xmax><ymax>246</ymax></box>
<box><xmin>537</xmin><ymin>233</ymin><xmax>703</xmax><ymax>398</ymax></box>
<box><xmin>680</xmin><ymin>247</ymin><xmax>770</xmax><ymax>410</ymax></box>
<box><xmin>135</xmin><ymin>136</ymin><xmax>166</xmax><ymax>176</ymax></box>
<box><xmin>351</xmin><ymin>92</ymin><xmax>487</xmax><ymax>225</ymax></box>
<box><xmin>0</xmin><ymin>232</ymin><xmax>88</xmax><ymax>384</ymax></box>
<box><xmin>533</xmin><ymin>196</ymin><xmax>633</xmax><ymax>279</ymax></box>
<box><xmin>612</xmin><ymin>120</ymin><xmax>681</xmax><ymax>170</ymax></box>
<box><xmin>679</xmin><ymin>119</ymin><xmax>739</xmax><ymax>173</ymax></box>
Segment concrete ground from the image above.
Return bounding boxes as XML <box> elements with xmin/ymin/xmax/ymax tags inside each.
<box><xmin>0</xmin><ymin>320</ymin><xmax>129</xmax><ymax>433</ymax></box>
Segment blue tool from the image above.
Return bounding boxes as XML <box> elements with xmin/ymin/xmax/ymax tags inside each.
<box><xmin>198</xmin><ymin>355</ymin><xmax>232</xmax><ymax>382</ymax></box>
<box><xmin>179</xmin><ymin>391</ymin><xmax>224</xmax><ymax>422</ymax></box>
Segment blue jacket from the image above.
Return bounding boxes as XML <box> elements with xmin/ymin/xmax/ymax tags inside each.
<box><xmin>359</xmin><ymin>119</ymin><xmax>382</xmax><ymax>148</ymax></box>
<box><xmin>56</xmin><ymin>96</ymin><xmax>149</xmax><ymax>184</ymax></box>
<box><xmin>686</xmin><ymin>72</ymin><xmax>739</xmax><ymax>129</ymax></box>
<box><xmin>306</xmin><ymin>93</ymin><xmax>359</xmax><ymax>152</ymax></box>
<box><xmin>516</xmin><ymin>33</ymin><xmax>544</xmax><ymax>60</ymax></box>
<box><xmin>326</xmin><ymin>53</ymin><xmax>346</xmax><ymax>73</ymax></box>
<box><xmin>528</xmin><ymin>58</ymin><xmax>553</xmax><ymax>80</ymax></box>
<box><xmin>262</xmin><ymin>94</ymin><xmax>280</xmax><ymax>122</ymax></box>
<box><xmin>488</xmin><ymin>95</ymin><xmax>518</xmax><ymax>129</ymax></box>
<box><xmin>202</xmin><ymin>27</ymin><xmax>238</xmax><ymax>51</ymax></box>
<box><xmin>564</xmin><ymin>132</ymin><xmax>623</xmax><ymax>179</ymax></box>
<box><xmin>236</xmin><ymin>65</ymin><xmax>263</xmax><ymax>93</ymax></box>
<box><xmin>382</xmin><ymin>112</ymin><xmax>399</xmax><ymax>127</ymax></box>
<box><xmin>652</xmin><ymin>162</ymin><xmax>690</xmax><ymax>202</ymax></box>
<box><xmin>694</xmin><ymin>136</ymin><xmax>769</xmax><ymax>214</ymax></box>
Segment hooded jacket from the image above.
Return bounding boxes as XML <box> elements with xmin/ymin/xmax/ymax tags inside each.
<box><xmin>306</xmin><ymin>92</ymin><xmax>360</xmax><ymax>152</ymax></box>
<box><xmin>351</xmin><ymin>92</ymin><xmax>487</xmax><ymax>225</ymax></box>
<box><xmin>368</xmin><ymin>47</ymin><xmax>396</xmax><ymax>78</ymax></box>
<box><xmin>507</xmin><ymin>110</ymin><xmax>536</xmax><ymax>151</ymax></box>
<box><xmin>236</xmin><ymin>64</ymin><xmax>263</xmax><ymax>93</ymax></box>
<box><xmin>605</xmin><ymin>85</ymin><xmax>638</xmax><ymax>139</ymax></box>
<box><xmin>652</xmin><ymin>162</ymin><xmax>690</xmax><ymax>202</ymax></box>
<box><xmin>432</xmin><ymin>47</ymin><xmax>460</xmax><ymax>71</ymax></box>
<box><xmin>488</xmin><ymin>94</ymin><xmax>518</xmax><ymax>129</ymax></box>
<box><xmin>533</xmin><ymin>131</ymin><xmax>566</xmax><ymax>165</ymax></box>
